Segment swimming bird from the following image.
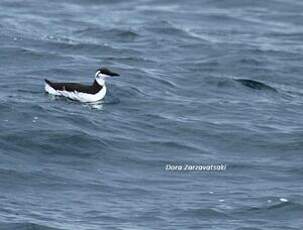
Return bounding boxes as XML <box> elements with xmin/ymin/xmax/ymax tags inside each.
<box><xmin>45</xmin><ymin>67</ymin><xmax>120</xmax><ymax>102</ymax></box>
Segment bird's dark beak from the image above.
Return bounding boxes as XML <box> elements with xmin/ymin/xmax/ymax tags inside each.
<box><xmin>110</xmin><ymin>72</ymin><xmax>120</xmax><ymax>77</ymax></box>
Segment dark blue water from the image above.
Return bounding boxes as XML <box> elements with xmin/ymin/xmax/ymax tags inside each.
<box><xmin>1</xmin><ymin>0</ymin><xmax>303</xmax><ymax>229</ymax></box>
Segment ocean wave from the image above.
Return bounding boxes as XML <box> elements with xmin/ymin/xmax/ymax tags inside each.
<box><xmin>0</xmin><ymin>223</ymin><xmax>64</xmax><ymax>230</ymax></box>
<box><xmin>75</xmin><ymin>28</ymin><xmax>140</xmax><ymax>42</ymax></box>
<box><xmin>234</xmin><ymin>79</ymin><xmax>277</xmax><ymax>92</ymax></box>
<box><xmin>0</xmin><ymin>129</ymin><xmax>110</xmax><ymax>157</ymax></box>
<box><xmin>234</xmin><ymin>200</ymin><xmax>303</xmax><ymax>219</ymax></box>
<box><xmin>176</xmin><ymin>207</ymin><xmax>228</xmax><ymax>219</ymax></box>
<box><xmin>202</xmin><ymin>76</ymin><xmax>278</xmax><ymax>95</ymax></box>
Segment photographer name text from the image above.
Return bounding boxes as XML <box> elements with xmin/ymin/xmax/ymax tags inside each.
<box><xmin>165</xmin><ymin>163</ymin><xmax>227</xmax><ymax>172</ymax></box>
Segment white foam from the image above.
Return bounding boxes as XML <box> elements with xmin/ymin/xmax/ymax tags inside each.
<box><xmin>280</xmin><ymin>198</ymin><xmax>288</xmax><ymax>202</ymax></box>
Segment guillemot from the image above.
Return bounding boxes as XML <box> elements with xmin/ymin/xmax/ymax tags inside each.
<box><xmin>44</xmin><ymin>67</ymin><xmax>119</xmax><ymax>102</ymax></box>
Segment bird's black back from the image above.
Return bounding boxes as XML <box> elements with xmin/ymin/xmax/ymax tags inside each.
<box><xmin>45</xmin><ymin>79</ymin><xmax>102</xmax><ymax>94</ymax></box>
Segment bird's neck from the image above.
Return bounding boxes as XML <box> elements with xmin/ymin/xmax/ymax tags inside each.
<box><xmin>94</xmin><ymin>77</ymin><xmax>105</xmax><ymax>87</ymax></box>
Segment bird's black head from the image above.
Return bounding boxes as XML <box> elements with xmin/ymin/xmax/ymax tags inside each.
<box><xmin>95</xmin><ymin>67</ymin><xmax>120</xmax><ymax>78</ymax></box>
